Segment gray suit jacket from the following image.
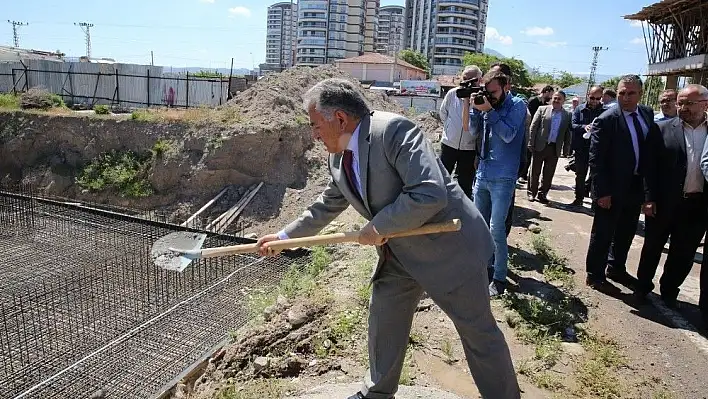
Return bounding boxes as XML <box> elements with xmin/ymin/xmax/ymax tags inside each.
<box><xmin>283</xmin><ymin>111</ymin><xmax>495</xmax><ymax>295</ymax></box>
<box><xmin>528</xmin><ymin>105</ymin><xmax>572</xmax><ymax>157</ymax></box>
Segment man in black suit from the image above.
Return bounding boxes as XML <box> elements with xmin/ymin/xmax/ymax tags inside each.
<box><xmin>634</xmin><ymin>85</ymin><xmax>708</xmax><ymax>307</ymax></box>
<box><xmin>570</xmin><ymin>86</ymin><xmax>605</xmax><ymax>206</ymax></box>
<box><xmin>586</xmin><ymin>75</ymin><xmax>660</xmax><ymax>291</ymax></box>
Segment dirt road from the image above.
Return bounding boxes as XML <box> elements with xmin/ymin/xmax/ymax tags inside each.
<box><xmin>513</xmin><ymin>159</ymin><xmax>708</xmax><ymax>398</ymax></box>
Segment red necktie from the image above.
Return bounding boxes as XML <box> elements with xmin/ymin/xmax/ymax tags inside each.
<box><xmin>342</xmin><ymin>150</ymin><xmax>362</xmax><ymax>201</ymax></box>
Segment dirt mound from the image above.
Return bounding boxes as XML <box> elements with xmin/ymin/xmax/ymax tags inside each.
<box><xmin>223</xmin><ymin>65</ymin><xmax>403</xmax><ymax>129</ymax></box>
<box><xmin>412</xmin><ymin>111</ymin><xmax>443</xmax><ymax>144</ymax></box>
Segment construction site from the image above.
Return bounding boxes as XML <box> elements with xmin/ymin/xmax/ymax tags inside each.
<box><xmin>0</xmin><ymin>65</ymin><xmax>447</xmax><ymax>399</ymax></box>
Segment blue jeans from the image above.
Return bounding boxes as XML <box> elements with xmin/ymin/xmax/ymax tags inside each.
<box><xmin>473</xmin><ymin>176</ymin><xmax>516</xmax><ymax>282</ymax></box>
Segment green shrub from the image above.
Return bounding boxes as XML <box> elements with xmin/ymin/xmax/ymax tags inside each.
<box><xmin>76</xmin><ymin>150</ymin><xmax>154</xmax><ymax>198</ymax></box>
<box><xmin>93</xmin><ymin>104</ymin><xmax>110</xmax><ymax>115</ymax></box>
<box><xmin>0</xmin><ymin>93</ymin><xmax>20</xmax><ymax>109</ymax></box>
<box><xmin>131</xmin><ymin>109</ymin><xmax>155</xmax><ymax>121</ymax></box>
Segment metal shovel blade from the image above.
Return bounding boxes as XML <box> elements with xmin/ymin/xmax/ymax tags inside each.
<box><xmin>150</xmin><ymin>231</ymin><xmax>207</xmax><ymax>272</ymax></box>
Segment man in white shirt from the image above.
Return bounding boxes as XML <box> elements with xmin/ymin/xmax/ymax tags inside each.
<box><xmin>636</xmin><ymin>84</ymin><xmax>708</xmax><ymax>311</ymax></box>
<box><xmin>438</xmin><ymin>65</ymin><xmax>482</xmax><ymax>198</ymax></box>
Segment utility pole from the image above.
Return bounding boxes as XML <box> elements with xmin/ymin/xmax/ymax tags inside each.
<box><xmin>586</xmin><ymin>46</ymin><xmax>608</xmax><ymax>98</ymax></box>
<box><xmin>75</xmin><ymin>22</ymin><xmax>94</xmax><ymax>59</ymax></box>
<box><xmin>7</xmin><ymin>20</ymin><xmax>28</xmax><ymax>48</ymax></box>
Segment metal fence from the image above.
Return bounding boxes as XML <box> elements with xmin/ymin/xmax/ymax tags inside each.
<box><xmin>0</xmin><ymin>60</ymin><xmax>250</xmax><ymax>109</ymax></box>
<box><xmin>390</xmin><ymin>95</ymin><xmax>441</xmax><ymax>114</ymax></box>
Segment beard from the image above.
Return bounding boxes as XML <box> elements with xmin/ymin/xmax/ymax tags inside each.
<box><xmin>489</xmin><ymin>92</ymin><xmax>507</xmax><ymax>109</ymax></box>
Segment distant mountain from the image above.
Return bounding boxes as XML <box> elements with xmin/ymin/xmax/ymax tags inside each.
<box><xmin>164</xmin><ymin>67</ymin><xmax>254</xmax><ymax>76</ymax></box>
<box><xmin>483</xmin><ymin>48</ymin><xmax>532</xmax><ymax>70</ymax></box>
<box><xmin>483</xmin><ymin>48</ymin><xmax>507</xmax><ymax>59</ymax></box>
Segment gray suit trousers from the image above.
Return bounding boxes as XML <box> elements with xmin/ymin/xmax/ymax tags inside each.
<box><xmin>361</xmin><ymin>254</ymin><xmax>521</xmax><ymax>399</ymax></box>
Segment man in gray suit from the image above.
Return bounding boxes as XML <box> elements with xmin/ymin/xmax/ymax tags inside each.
<box><xmin>527</xmin><ymin>90</ymin><xmax>572</xmax><ymax>203</ymax></box>
<box><xmin>257</xmin><ymin>78</ymin><xmax>520</xmax><ymax>399</ymax></box>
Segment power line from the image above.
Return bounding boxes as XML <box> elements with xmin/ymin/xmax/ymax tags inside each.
<box><xmin>74</xmin><ymin>22</ymin><xmax>94</xmax><ymax>58</ymax></box>
<box><xmin>586</xmin><ymin>46</ymin><xmax>608</xmax><ymax>98</ymax></box>
<box><xmin>7</xmin><ymin>20</ymin><xmax>28</xmax><ymax>48</ymax></box>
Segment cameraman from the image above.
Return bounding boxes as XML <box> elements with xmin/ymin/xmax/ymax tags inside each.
<box><xmin>471</xmin><ymin>69</ymin><xmax>528</xmax><ymax>296</ymax></box>
<box><xmin>439</xmin><ymin>65</ymin><xmax>483</xmax><ymax>197</ymax></box>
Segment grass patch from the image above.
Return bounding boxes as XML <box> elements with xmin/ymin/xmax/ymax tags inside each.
<box><xmin>75</xmin><ymin>149</ymin><xmax>154</xmax><ymax>197</ymax></box>
<box><xmin>216</xmin><ymin>378</ymin><xmax>293</xmax><ymax>399</ymax></box>
<box><xmin>93</xmin><ymin>104</ymin><xmax>110</xmax><ymax>114</ymax></box>
<box><xmin>399</xmin><ymin>345</ymin><xmax>415</xmax><ymax>385</ymax></box>
<box><xmin>245</xmin><ymin>246</ymin><xmax>332</xmax><ymax>320</ymax></box>
<box><xmin>440</xmin><ymin>337</ymin><xmax>456</xmax><ymax>364</ymax></box>
<box><xmin>0</xmin><ymin>93</ymin><xmax>20</xmax><ymax>109</ymax></box>
<box><xmin>530</xmin><ymin>233</ymin><xmax>575</xmax><ymax>289</ymax></box>
<box><xmin>131</xmin><ymin>109</ymin><xmax>156</xmax><ymax>122</ymax></box>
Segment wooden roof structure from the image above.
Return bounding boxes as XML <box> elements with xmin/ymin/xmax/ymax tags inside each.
<box><xmin>624</xmin><ymin>0</ymin><xmax>707</xmax><ymax>23</ymax></box>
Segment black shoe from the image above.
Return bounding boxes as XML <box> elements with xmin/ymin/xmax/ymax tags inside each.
<box><xmin>570</xmin><ymin>199</ymin><xmax>584</xmax><ymax>206</ymax></box>
<box><xmin>605</xmin><ymin>269</ymin><xmax>637</xmax><ymax>288</ymax></box>
<box><xmin>346</xmin><ymin>393</ymin><xmax>366</xmax><ymax>399</ymax></box>
<box><xmin>527</xmin><ymin>193</ymin><xmax>536</xmax><ymax>202</ymax></box>
<box><xmin>537</xmin><ymin>194</ymin><xmax>549</xmax><ymax>204</ymax></box>
<box><xmin>631</xmin><ymin>290</ymin><xmax>649</xmax><ymax>305</ymax></box>
<box><xmin>660</xmin><ymin>295</ymin><xmax>678</xmax><ymax>309</ymax></box>
<box><xmin>586</xmin><ymin>277</ymin><xmax>621</xmax><ymax>295</ymax></box>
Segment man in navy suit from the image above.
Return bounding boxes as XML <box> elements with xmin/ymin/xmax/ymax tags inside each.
<box><xmin>585</xmin><ymin>75</ymin><xmax>661</xmax><ymax>292</ymax></box>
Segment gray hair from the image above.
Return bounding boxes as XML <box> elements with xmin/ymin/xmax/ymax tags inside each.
<box><xmin>302</xmin><ymin>78</ymin><xmax>371</xmax><ymax>120</ymax></box>
<box><xmin>618</xmin><ymin>74</ymin><xmax>643</xmax><ymax>90</ymax></box>
<box><xmin>462</xmin><ymin>65</ymin><xmax>482</xmax><ymax>79</ymax></box>
<box><xmin>681</xmin><ymin>84</ymin><xmax>708</xmax><ymax>99</ymax></box>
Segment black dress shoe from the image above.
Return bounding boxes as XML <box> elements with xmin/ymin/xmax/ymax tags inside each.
<box><xmin>586</xmin><ymin>277</ymin><xmax>621</xmax><ymax>295</ymax></box>
<box><xmin>605</xmin><ymin>269</ymin><xmax>637</xmax><ymax>288</ymax></box>
<box><xmin>660</xmin><ymin>295</ymin><xmax>678</xmax><ymax>309</ymax></box>
<box><xmin>527</xmin><ymin>193</ymin><xmax>536</xmax><ymax>201</ymax></box>
<box><xmin>537</xmin><ymin>194</ymin><xmax>549</xmax><ymax>204</ymax></box>
<box><xmin>347</xmin><ymin>393</ymin><xmax>394</xmax><ymax>399</ymax></box>
<box><xmin>570</xmin><ymin>199</ymin><xmax>584</xmax><ymax>206</ymax></box>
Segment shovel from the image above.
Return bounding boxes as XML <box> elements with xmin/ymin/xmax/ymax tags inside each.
<box><xmin>151</xmin><ymin>219</ymin><xmax>462</xmax><ymax>272</ymax></box>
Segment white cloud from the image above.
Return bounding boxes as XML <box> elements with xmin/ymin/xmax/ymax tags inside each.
<box><xmin>228</xmin><ymin>6</ymin><xmax>251</xmax><ymax>17</ymax></box>
<box><xmin>521</xmin><ymin>26</ymin><xmax>554</xmax><ymax>36</ymax></box>
<box><xmin>630</xmin><ymin>37</ymin><xmax>644</xmax><ymax>45</ymax></box>
<box><xmin>629</xmin><ymin>20</ymin><xmax>643</xmax><ymax>28</ymax></box>
<box><xmin>485</xmin><ymin>27</ymin><xmax>513</xmax><ymax>46</ymax></box>
<box><xmin>538</xmin><ymin>40</ymin><xmax>567</xmax><ymax>48</ymax></box>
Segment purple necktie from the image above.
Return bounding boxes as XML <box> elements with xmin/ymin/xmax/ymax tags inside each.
<box><xmin>342</xmin><ymin>150</ymin><xmax>361</xmax><ymax>201</ymax></box>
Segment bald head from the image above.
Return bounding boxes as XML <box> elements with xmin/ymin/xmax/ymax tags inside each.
<box><xmin>677</xmin><ymin>84</ymin><xmax>708</xmax><ymax>127</ymax></box>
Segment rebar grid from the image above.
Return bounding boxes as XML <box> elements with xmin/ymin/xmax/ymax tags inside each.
<box><xmin>0</xmin><ymin>186</ymin><xmax>306</xmax><ymax>398</ymax></box>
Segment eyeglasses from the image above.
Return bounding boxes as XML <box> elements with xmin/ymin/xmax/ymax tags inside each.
<box><xmin>676</xmin><ymin>100</ymin><xmax>708</xmax><ymax>107</ymax></box>
<box><xmin>588</xmin><ymin>96</ymin><xmax>601</xmax><ymax>101</ymax></box>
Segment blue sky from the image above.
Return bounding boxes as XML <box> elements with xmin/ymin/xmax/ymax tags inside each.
<box><xmin>4</xmin><ymin>0</ymin><xmax>652</xmax><ymax>76</ymax></box>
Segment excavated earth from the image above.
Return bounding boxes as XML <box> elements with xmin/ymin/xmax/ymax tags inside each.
<box><xmin>0</xmin><ymin>65</ymin><xmax>441</xmax><ymax>233</ymax></box>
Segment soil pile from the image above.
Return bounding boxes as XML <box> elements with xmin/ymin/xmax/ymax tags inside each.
<box><xmin>412</xmin><ymin>111</ymin><xmax>443</xmax><ymax>144</ymax></box>
<box><xmin>223</xmin><ymin>65</ymin><xmax>404</xmax><ymax>129</ymax></box>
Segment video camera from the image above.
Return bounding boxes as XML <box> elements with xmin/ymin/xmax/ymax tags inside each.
<box><xmin>455</xmin><ymin>78</ymin><xmax>491</xmax><ymax>105</ymax></box>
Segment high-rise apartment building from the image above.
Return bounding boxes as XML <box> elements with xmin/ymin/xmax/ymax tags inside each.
<box><xmin>404</xmin><ymin>0</ymin><xmax>488</xmax><ymax>76</ymax></box>
<box><xmin>376</xmin><ymin>5</ymin><xmax>405</xmax><ymax>56</ymax></box>
<box><xmin>265</xmin><ymin>1</ymin><xmax>298</xmax><ymax>71</ymax></box>
<box><xmin>296</xmin><ymin>0</ymin><xmax>379</xmax><ymax>66</ymax></box>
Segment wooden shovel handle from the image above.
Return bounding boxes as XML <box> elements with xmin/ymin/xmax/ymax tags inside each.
<box><xmin>198</xmin><ymin>219</ymin><xmax>461</xmax><ymax>258</ymax></box>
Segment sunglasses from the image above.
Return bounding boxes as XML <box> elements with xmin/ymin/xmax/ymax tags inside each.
<box><xmin>588</xmin><ymin>96</ymin><xmax>601</xmax><ymax>101</ymax></box>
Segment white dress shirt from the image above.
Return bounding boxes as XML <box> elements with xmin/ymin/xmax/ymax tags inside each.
<box><xmin>683</xmin><ymin>119</ymin><xmax>708</xmax><ymax>194</ymax></box>
<box><xmin>622</xmin><ymin>109</ymin><xmax>649</xmax><ymax>174</ymax></box>
<box><xmin>277</xmin><ymin>123</ymin><xmax>363</xmax><ymax>240</ymax></box>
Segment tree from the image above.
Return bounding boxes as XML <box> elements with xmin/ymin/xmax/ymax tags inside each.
<box><xmin>555</xmin><ymin>71</ymin><xmax>585</xmax><ymax>89</ymax></box>
<box><xmin>398</xmin><ymin>49</ymin><xmax>430</xmax><ymax>77</ymax></box>
<box><xmin>461</xmin><ymin>52</ymin><xmax>534</xmax><ymax>97</ymax></box>
<box><xmin>599</xmin><ymin>76</ymin><xmax>621</xmax><ymax>90</ymax></box>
